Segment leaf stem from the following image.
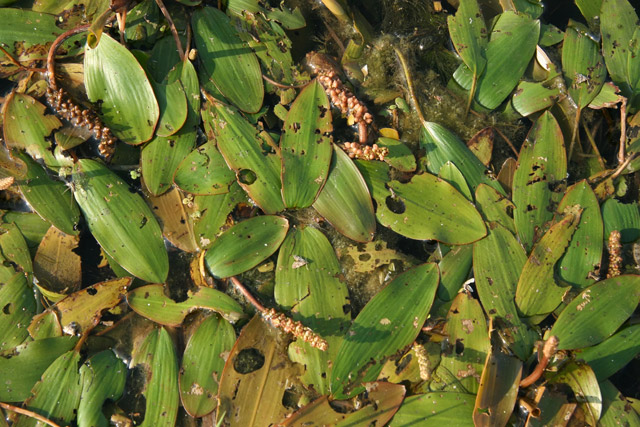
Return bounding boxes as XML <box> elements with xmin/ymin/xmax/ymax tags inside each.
<box><xmin>155</xmin><ymin>0</ymin><xmax>184</xmax><ymax>61</ymax></box>
<box><xmin>0</xmin><ymin>402</ymin><xmax>64</xmax><ymax>427</ymax></box>
<box><xmin>46</xmin><ymin>24</ymin><xmax>91</xmax><ymax>90</ymax></box>
<box><xmin>393</xmin><ymin>47</ymin><xmax>426</xmax><ymax>124</ymax></box>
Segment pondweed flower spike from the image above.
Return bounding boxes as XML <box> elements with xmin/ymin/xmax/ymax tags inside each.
<box><xmin>519</xmin><ymin>335</ymin><xmax>559</xmax><ymax>388</ymax></box>
<box><xmin>229</xmin><ymin>276</ymin><xmax>328</xmax><ymax>351</ymax></box>
<box><xmin>412</xmin><ymin>341</ymin><xmax>431</xmax><ymax>381</ymax></box>
<box><xmin>607</xmin><ymin>230</ymin><xmax>622</xmax><ymax>278</ymax></box>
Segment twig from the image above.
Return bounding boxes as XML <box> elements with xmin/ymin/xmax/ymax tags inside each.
<box><xmin>46</xmin><ymin>24</ymin><xmax>91</xmax><ymax>90</ymax></box>
<box><xmin>262</xmin><ymin>74</ymin><xmax>307</xmax><ymax>89</ymax></box>
<box><xmin>0</xmin><ymin>402</ymin><xmax>64</xmax><ymax>427</ymax></box>
<box><xmin>618</xmin><ymin>97</ymin><xmax>628</xmax><ymax>164</ymax></box>
<box><xmin>610</xmin><ymin>152</ymin><xmax>637</xmax><ymax>180</ymax></box>
<box><xmin>493</xmin><ymin>126</ymin><xmax>519</xmax><ymax>157</ymax></box>
<box><xmin>155</xmin><ymin>0</ymin><xmax>184</xmax><ymax>61</ymax></box>
<box><xmin>582</xmin><ymin>120</ymin><xmax>605</xmax><ymax>170</ymax></box>
<box><xmin>520</xmin><ymin>336</ymin><xmax>559</xmax><ymax>388</ymax></box>
<box><xmin>393</xmin><ymin>46</ymin><xmax>426</xmax><ymax>124</ymax></box>
<box><xmin>0</xmin><ymin>45</ymin><xmax>47</xmax><ymax>73</ymax></box>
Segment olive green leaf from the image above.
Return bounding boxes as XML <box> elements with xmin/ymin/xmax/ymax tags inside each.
<box><xmin>0</xmin><ymin>211</ymin><xmax>50</xmax><ymax>257</ymax></box>
<box><xmin>453</xmin><ymin>11</ymin><xmax>540</xmax><ymax>110</ymax></box>
<box><xmin>474</xmin><ymin>184</ymin><xmax>516</xmax><ymax>234</ymax></box>
<box><xmin>14</xmin><ymin>350</ymin><xmax>81</xmax><ymax>427</ymax></box>
<box><xmin>556</xmin><ymin>181</ymin><xmax>603</xmax><ymax>289</ymax></box>
<box><xmin>180</xmin><ymin>314</ymin><xmax>236</xmax><ymax>417</ymax></box>
<box><xmin>14</xmin><ymin>152</ymin><xmax>80</xmax><ymax>236</ymax></box>
<box><xmin>78</xmin><ymin>350</ymin><xmax>127</xmax><ymax>427</ymax></box>
<box><xmin>467</xmin><ymin>128</ymin><xmax>493</xmax><ymax>167</ymax></box>
<box><xmin>274</xmin><ymin>227</ymin><xmax>350</xmax><ymax>395</ymax></box>
<box><xmin>575</xmin><ymin>0</ymin><xmax>601</xmax><ymax>27</ymax></box>
<box><xmin>191</xmin><ymin>7</ymin><xmax>264</xmax><ymax>113</ymax></box>
<box><xmin>0</xmin><ymin>272</ymin><xmax>35</xmax><ymax>352</ymax></box>
<box><xmin>127</xmin><ymin>284</ymin><xmax>244</xmax><ymax>325</ymax></box>
<box><xmin>0</xmin><ymin>222</ymin><xmax>32</xmax><ymax>276</ymax></box>
<box><xmin>377</xmin><ymin>137</ymin><xmax>417</xmax><ymax>172</ymax></box>
<box><xmin>526</xmin><ymin>388</ymin><xmax>576</xmax><ymax>427</ymax></box>
<box><xmin>125</xmin><ymin>0</ymin><xmax>160</xmax><ymax>43</ymax></box>
<box><xmin>375</xmin><ymin>172</ymin><xmax>487</xmax><ymax>244</ymax></box>
<box><xmin>192</xmin><ymin>182</ymin><xmax>248</xmax><ymax>249</ymax></box>
<box><xmin>242</xmin><ymin>16</ymin><xmax>295</xmax><ymax>85</ymax></box>
<box><xmin>282</xmin><ymin>382</ymin><xmax>405</xmax><ymax>426</ymax></box>
<box><xmin>0</xmin><ymin>336</ymin><xmax>78</xmax><ymax>402</ymax></box>
<box><xmin>515</xmin><ymin>210</ymin><xmax>580</xmax><ymax>319</ymax></box>
<box><xmin>72</xmin><ymin>159</ymin><xmax>168</xmax><ymax>283</ymax></box>
<box><xmin>439</xmin><ymin>161</ymin><xmax>472</xmax><ymax>201</ymax></box>
<box><xmin>173</xmin><ymin>141</ymin><xmax>236</xmax><ymax>196</ymax></box>
<box><xmin>548</xmin><ymin>361</ymin><xmax>602</xmax><ymax>426</ymax></box>
<box><xmin>204</xmin><ymin>215</ymin><xmax>289</xmax><ymax>279</ymax></box>
<box><xmin>84</xmin><ymin>33</ymin><xmax>159</xmax><ymax>144</ymax></box>
<box><xmin>437</xmin><ymin>244</ymin><xmax>473</xmax><ymax>301</ymax></box>
<box><xmin>550</xmin><ymin>275</ymin><xmax>640</xmax><ymax>350</ymax></box>
<box><xmin>601</xmin><ymin>198</ymin><xmax>640</xmax><ymax>243</ymax></box>
<box><xmin>330</xmin><ymin>263</ymin><xmax>439</xmax><ymax>399</ymax></box>
<box><xmin>313</xmin><ymin>145</ymin><xmax>375</xmax><ymax>242</ymax></box>
<box><xmin>577</xmin><ymin>324</ymin><xmax>640</xmax><ymax>381</ymax></box>
<box><xmin>510</xmin><ymin>81</ymin><xmax>560</xmax><ymax>117</ymax></box>
<box><xmin>512</xmin><ymin>111</ymin><xmax>566</xmax><ymax>251</ymax></box>
<box><xmin>389</xmin><ymin>392</ymin><xmax>476</xmax><ymax>425</ymax></box>
<box><xmin>146</xmin><ymin>187</ymin><xmax>198</xmax><ymax>252</ymax></box>
<box><xmin>33</xmin><ymin>226</ymin><xmax>81</xmax><ymax>300</ymax></box>
<box><xmin>473</xmin><ymin>328</ymin><xmax>523</xmax><ymax>427</ymax></box>
<box><xmin>420</xmin><ymin>121</ymin><xmax>504</xmax><ymax>194</ymax></box>
<box><xmin>141</xmin><ymin>128</ymin><xmax>197</xmax><ymax>196</ymax></box>
<box><xmin>132</xmin><ymin>327</ymin><xmax>179</xmax><ymax>427</ymax></box>
<box><xmin>599</xmin><ymin>380</ymin><xmax>640</xmax><ymax>426</ymax></box>
<box><xmin>281</xmin><ymin>80</ymin><xmax>333</xmax><ymax>209</ymax></box>
<box><xmin>206</xmin><ymin>103</ymin><xmax>285</xmax><ymax>214</ymax></box>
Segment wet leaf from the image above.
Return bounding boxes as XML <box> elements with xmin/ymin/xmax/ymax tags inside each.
<box><xmin>467</xmin><ymin>127</ymin><xmax>493</xmax><ymax>166</ymax></box>
<box><xmin>313</xmin><ymin>145</ymin><xmax>375</xmax><ymax>242</ymax></box>
<box><xmin>0</xmin><ymin>211</ymin><xmax>50</xmax><ymax>256</ymax></box>
<box><xmin>577</xmin><ymin>324</ymin><xmax>640</xmax><ymax>381</ymax></box>
<box><xmin>243</xmin><ymin>16</ymin><xmax>295</xmax><ymax>85</ymax></box>
<box><xmin>0</xmin><ymin>222</ymin><xmax>32</xmax><ymax>276</ymax></box>
<box><xmin>132</xmin><ymin>327</ymin><xmax>179</xmax><ymax>427</ymax></box>
<box><xmin>127</xmin><ymin>283</ymin><xmax>244</xmax><ymax>325</ymax></box>
<box><xmin>556</xmin><ymin>181</ymin><xmax>603</xmax><ymax>288</ymax></box>
<box><xmin>281</xmin><ymin>80</ymin><xmax>333</xmax><ymax>209</ymax></box>
<box><xmin>84</xmin><ymin>33</ymin><xmax>159</xmax><ymax>144</ymax></box>
<box><xmin>515</xmin><ymin>210</ymin><xmax>580</xmax><ymax>319</ymax></box>
<box><xmin>282</xmin><ymin>382</ymin><xmax>405</xmax><ymax>426</ymax></box>
<box><xmin>180</xmin><ymin>314</ymin><xmax>236</xmax><ymax>417</ymax></box>
<box><xmin>511</xmin><ymin>81</ymin><xmax>560</xmax><ymax>117</ymax></box>
<box><xmin>173</xmin><ymin>140</ymin><xmax>236</xmax><ymax>196</ymax></box>
<box><xmin>439</xmin><ymin>161</ymin><xmax>472</xmax><ymax>201</ymax></box>
<box><xmin>548</xmin><ymin>361</ymin><xmax>602</xmax><ymax>426</ymax></box>
<box><xmin>207</xmin><ymin>103</ymin><xmax>285</xmax><ymax>214</ymax></box>
<box><xmin>192</xmin><ymin>7</ymin><xmax>264</xmax><ymax>113</ymax></box>
<box><xmin>217</xmin><ymin>315</ymin><xmax>303</xmax><ymax>427</ymax></box>
<box><xmin>141</xmin><ymin>129</ymin><xmax>197</xmax><ymax>196</ymax></box>
<box><xmin>14</xmin><ymin>152</ymin><xmax>80</xmax><ymax>236</ymax></box>
<box><xmin>3</xmin><ymin>92</ymin><xmax>61</xmax><ymax>166</ymax></box>
<box><xmin>0</xmin><ymin>272</ymin><xmax>35</xmax><ymax>352</ymax></box>
<box><xmin>14</xmin><ymin>350</ymin><xmax>81</xmax><ymax>427</ymax></box>
<box><xmin>0</xmin><ymin>336</ymin><xmax>78</xmax><ymax>402</ymax></box>
<box><xmin>420</xmin><ymin>121</ymin><xmax>504</xmax><ymax>194</ymax></box>
<box><xmin>375</xmin><ymin>172</ymin><xmax>487</xmax><ymax>244</ymax></box>
<box><xmin>52</xmin><ymin>277</ymin><xmax>131</xmax><ymax>335</ymax></box>
<box><xmin>473</xmin><ymin>328</ymin><xmax>522</xmax><ymax>427</ymax></box>
<box><xmin>389</xmin><ymin>392</ymin><xmax>476</xmax><ymax>425</ymax></box>
<box><xmin>550</xmin><ymin>275</ymin><xmax>640</xmax><ymax>350</ymax></box>
<box><xmin>527</xmin><ymin>387</ymin><xmax>576</xmax><ymax>427</ymax></box>
<box><xmin>33</xmin><ymin>226</ymin><xmax>81</xmax><ymax>300</ymax></box>
<box><xmin>512</xmin><ymin>111</ymin><xmax>566</xmax><ymax>251</ymax></box>
<box><xmin>204</xmin><ymin>215</ymin><xmax>289</xmax><ymax>279</ymax></box>
<box><xmin>78</xmin><ymin>350</ymin><xmax>127</xmax><ymax>427</ymax></box>
<box><xmin>274</xmin><ymin>227</ymin><xmax>350</xmax><ymax>394</ymax></box>
<box><xmin>331</xmin><ymin>263</ymin><xmax>439</xmax><ymax>399</ymax></box>
<box><xmin>72</xmin><ymin>159</ymin><xmax>169</xmax><ymax>283</ymax></box>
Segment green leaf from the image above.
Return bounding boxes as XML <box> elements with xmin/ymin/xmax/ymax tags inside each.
<box><xmin>599</xmin><ymin>380</ymin><xmax>640</xmax><ymax>427</ymax></box>
<box><xmin>575</xmin><ymin>0</ymin><xmax>602</xmax><ymax>27</ymax></box>
<box><xmin>14</xmin><ymin>152</ymin><xmax>80</xmax><ymax>236</ymax></box>
<box><xmin>550</xmin><ymin>275</ymin><xmax>640</xmax><ymax>350</ymax></box>
<box><xmin>577</xmin><ymin>324</ymin><xmax>640</xmax><ymax>381</ymax></box>
<box><xmin>132</xmin><ymin>327</ymin><xmax>179</xmax><ymax>427</ymax></box>
<box><xmin>207</xmin><ymin>103</ymin><xmax>285</xmax><ymax>214</ymax></box>
<box><xmin>78</xmin><ymin>350</ymin><xmax>127</xmax><ymax>427</ymax></box>
<box><xmin>127</xmin><ymin>283</ymin><xmax>244</xmax><ymax>325</ymax></box>
<box><xmin>0</xmin><ymin>222</ymin><xmax>32</xmax><ymax>275</ymax></box>
<box><xmin>0</xmin><ymin>211</ymin><xmax>50</xmax><ymax>256</ymax></box>
<box><xmin>375</xmin><ymin>172</ymin><xmax>487</xmax><ymax>244</ymax></box>
<box><xmin>512</xmin><ymin>111</ymin><xmax>566</xmax><ymax>251</ymax></box>
<box><xmin>548</xmin><ymin>361</ymin><xmax>602</xmax><ymax>426</ymax></box>
<box><xmin>330</xmin><ymin>263</ymin><xmax>439</xmax><ymax>399</ymax></box>
<box><xmin>0</xmin><ymin>336</ymin><xmax>78</xmax><ymax>402</ymax></box>
<box><xmin>173</xmin><ymin>140</ymin><xmax>236</xmax><ymax>196</ymax></box>
<box><xmin>511</xmin><ymin>81</ymin><xmax>561</xmax><ymax>117</ymax></box>
<box><xmin>141</xmin><ymin>128</ymin><xmax>197</xmax><ymax>196</ymax></box>
<box><xmin>439</xmin><ymin>161</ymin><xmax>472</xmax><ymax>201</ymax></box>
<box><xmin>601</xmin><ymin>198</ymin><xmax>640</xmax><ymax>243</ymax></box>
<box><xmin>84</xmin><ymin>33</ymin><xmax>159</xmax><ymax>144</ymax></box>
<box><xmin>420</xmin><ymin>122</ymin><xmax>504</xmax><ymax>194</ymax></box>
<box><xmin>515</xmin><ymin>211</ymin><xmax>580</xmax><ymax>319</ymax></box>
<box><xmin>274</xmin><ymin>227</ymin><xmax>350</xmax><ymax>394</ymax></box>
<box><xmin>562</xmin><ymin>21</ymin><xmax>607</xmax><ymax>109</ymax></box>
<box><xmin>14</xmin><ymin>350</ymin><xmax>81</xmax><ymax>427</ymax></box>
<box><xmin>180</xmin><ymin>314</ymin><xmax>236</xmax><ymax>417</ymax></box>
<box><xmin>204</xmin><ymin>215</ymin><xmax>288</xmax><ymax>278</ymax></box>
<box><xmin>376</xmin><ymin>137</ymin><xmax>416</xmax><ymax>172</ymax></box>
<box><xmin>389</xmin><ymin>392</ymin><xmax>476</xmax><ymax>425</ymax></box>
<box><xmin>3</xmin><ymin>92</ymin><xmax>61</xmax><ymax>167</ymax></box>
<box><xmin>437</xmin><ymin>244</ymin><xmax>473</xmax><ymax>301</ymax></box>
<box><xmin>0</xmin><ymin>272</ymin><xmax>35</xmax><ymax>352</ymax></box>
<box><xmin>313</xmin><ymin>145</ymin><xmax>375</xmax><ymax>242</ymax></box>
<box><xmin>192</xmin><ymin>182</ymin><xmax>248</xmax><ymax>248</ymax></box>
<box><xmin>474</xmin><ymin>184</ymin><xmax>515</xmax><ymax>234</ymax></box>
<box><xmin>191</xmin><ymin>7</ymin><xmax>264</xmax><ymax>113</ymax></box>
<box><xmin>453</xmin><ymin>12</ymin><xmax>540</xmax><ymax>110</ymax></box>
<box><xmin>556</xmin><ymin>181</ymin><xmax>603</xmax><ymax>288</ymax></box>
<box><xmin>72</xmin><ymin>159</ymin><xmax>168</xmax><ymax>283</ymax></box>
<box><xmin>281</xmin><ymin>80</ymin><xmax>333</xmax><ymax>208</ymax></box>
